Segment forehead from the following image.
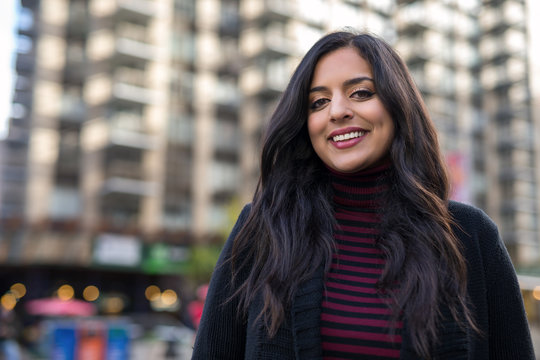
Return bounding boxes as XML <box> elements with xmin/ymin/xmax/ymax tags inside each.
<box><xmin>311</xmin><ymin>47</ymin><xmax>373</xmax><ymax>85</ymax></box>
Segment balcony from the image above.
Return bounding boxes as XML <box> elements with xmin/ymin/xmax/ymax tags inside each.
<box><xmin>214</xmin><ymin>80</ymin><xmax>241</xmax><ymax>116</ymax></box>
<box><xmin>56</xmin><ymin>152</ymin><xmax>80</xmax><ymax>178</ymax></box>
<box><xmin>66</xmin><ymin>2</ymin><xmax>87</xmax><ymax>39</ymax></box>
<box><xmin>115</xmin><ymin>22</ymin><xmax>157</xmax><ymax>62</ymax></box>
<box><xmin>208</xmin><ymin>162</ymin><xmax>240</xmax><ymax>200</ymax></box>
<box><xmin>480</xmin><ymin>1</ymin><xmax>525</xmax><ymax>33</ymax></box>
<box><xmin>498</xmin><ymin>166</ymin><xmax>535</xmax><ymax>183</ymax></box>
<box><xmin>49</xmin><ymin>187</ymin><xmax>81</xmax><ymax>219</ymax></box>
<box><xmin>480</xmin><ymin>59</ymin><xmax>526</xmax><ymax>91</ymax></box>
<box><xmin>501</xmin><ymin>197</ymin><xmax>537</xmax><ymax>216</ymax></box>
<box><xmin>220</xmin><ymin>4</ymin><xmax>240</xmax><ymax>37</ymax></box>
<box><xmin>15</xmin><ymin>53</ymin><xmax>35</xmax><ymax>74</ymax></box>
<box><xmin>496</xmin><ymin>133</ymin><xmax>533</xmax><ymax>151</ymax></box>
<box><xmin>240</xmin><ymin>60</ymin><xmax>290</xmax><ymax>98</ymax></box>
<box><xmin>479</xmin><ymin>29</ymin><xmax>526</xmax><ymax>64</ymax></box>
<box><xmin>241</xmin><ymin>26</ymin><xmax>298</xmax><ymax>59</ymax></box>
<box><xmin>116</xmin><ymin>0</ymin><xmax>155</xmax><ymax>22</ymax></box>
<box><xmin>64</xmin><ymin>46</ymin><xmax>86</xmax><ymax>83</ymax></box>
<box><xmin>2</xmin><ymin>147</ymin><xmax>28</xmax><ymax>167</ymax></box>
<box><xmin>166</xmin><ymin>114</ymin><xmax>193</xmax><ymax>146</ymax></box>
<box><xmin>396</xmin><ymin>2</ymin><xmax>440</xmax><ymax>33</ymax></box>
<box><xmin>108</xmin><ymin>128</ymin><xmax>159</xmax><ymax>150</ymax></box>
<box><xmin>60</xmin><ymin>94</ymin><xmax>85</xmax><ymax>122</ymax></box>
<box><xmin>83</xmin><ymin>112</ymin><xmax>159</xmax><ymax>150</ymax></box>
<box><xmin>12</xmin><ymin>90</ymin><xmax>32</xmax><ymax>107</ymax></box>
<box><xmin>4</xmin><ymin>126</ymin><xmax>30</xmax><ymax>145</ymax></box>
<box><xmin>115</xmin><ymin>38</ymin><xmax>156</xmax><ymax>62</ymax></box>
<box><xmin>112</xmin><ymin>83</ymin><xmax>159</xmax><ymax>105</ymax></box>
<box><xmin>242</xmin><ymin>0</ymin><xmax>295</xmax><ymax>22</ymax></box>
<box><xmin>264</xmin><ymin>33</ymin><xmax>297</xmax><ymax>58</ymax></box>
<box><xmin>112</xmin><ymin>67</ymin><xmax>160</xmax><ymax>105</ymax></box>
<box><xmin>213</xmin><ymin>122</ymin><xmax>239</xmax><ymax>155</ymax></box>
<box><xmin>106</xmin><ymin>159</ymin><xmax>142</xmax><ymax>180</ymax></box>
<box><xmin>102</xmin><ymin>177</ymin><xmax>159</xmax><ymax>197</ymax></box>
<box><xmin>109</xmin><ymin>112</ymin><xmax>144</xmax><ymax>133</ymax></box>
<box><xmin>100</xmin><ymin>193</ymin><xmax>141</xmax><ymax>224</ymax></box>
<box><xmin>164</xmin><ymin>158</ymin><xmax>192</xmax><ymax>193</ymax></box>
<box><xmin>114</xmin><ymin>66</ymin><xmax>145</xmax><ymax>88</ymax></box>
<box><xmin>216</xmin><ymin>40</ymin><xmax>240</xmax><ymax>76</ymax></box>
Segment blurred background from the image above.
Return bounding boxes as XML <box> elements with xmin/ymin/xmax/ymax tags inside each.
<box><xmin>0</xmin><ymin>0</ymin><xmax>539</xmax><ymax>358</ymax></box>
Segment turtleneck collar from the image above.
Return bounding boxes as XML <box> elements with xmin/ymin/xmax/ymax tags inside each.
<box><xmin>328</xmin><ymin>162</ymin><xmax>391</xmax><ymax>211</ymax></box>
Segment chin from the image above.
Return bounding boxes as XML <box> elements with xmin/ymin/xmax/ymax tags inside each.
<box><xmin>333</xmin><ymin>163</ymin><xmax>368</xmax><ymax>173</ymax></box>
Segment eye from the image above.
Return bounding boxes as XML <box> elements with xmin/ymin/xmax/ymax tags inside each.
<box><xmin>309</xmin><ymin>97</ymin><xmax>330</xmax><ymax>110</ymax></box>
<box><xmin>351</xmin><ymin>89</ymin><xmax>375</xmax><ymax>100</ymax></box>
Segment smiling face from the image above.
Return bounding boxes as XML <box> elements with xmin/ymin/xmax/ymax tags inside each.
<box><xmin>307</xmin><ymin>47</ymin><xmax>395</xmax><ymax>173</ymax></box>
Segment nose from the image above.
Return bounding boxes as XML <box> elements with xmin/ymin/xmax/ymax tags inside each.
<box><xmin>329</xmin><ymin>95</ymin><xmax>353</xmax><ymax>122</ymax></box>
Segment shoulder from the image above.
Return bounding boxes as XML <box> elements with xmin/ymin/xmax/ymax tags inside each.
<box><xmin>225</xmin><ymin>203</ymin><xmax>252</xmax><ymax>240</ymax></box>
<box><xmin>239</xmin><ymin>203</ymin><xmax>252</xmax><ymax>219</ymax></box>
<box><xmin>232</xmin><ymin>204</ymin><xmax>252</xmax><ymax>235</ymax></box>
<box><xmin>448</xmin><ymin>200</ymin><xmax>499</xmax><ymax>237</ymax></box>
<box><xmin>448</xmin><ymin>200</ymin><xmax>503</xmax><ymax>260</ymax></box>
<box><xmin>219</xmin><ymin>203</ymin><xmax>253</xmax><ymax>255</ymax></box>
<box><xmin>448</xmin><ymin>201</ymin><xmax>512</xmax><ymax>281</ymax></box>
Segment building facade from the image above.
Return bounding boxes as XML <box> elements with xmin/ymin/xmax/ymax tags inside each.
<box><xmin>1</xmin><ymin>0</ymin><xmax>539</xmax><ymax>274</ymax></box>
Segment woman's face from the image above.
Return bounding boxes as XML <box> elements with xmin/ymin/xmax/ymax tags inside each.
<box><xmin>307</xmin><ymin>47</ymin><xmax>395</xmax><ymax>173</ymax></box>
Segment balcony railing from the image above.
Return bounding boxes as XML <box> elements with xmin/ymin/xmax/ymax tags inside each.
<box><xmin>115</xmin><ymin>22</ymin><xmax>157</xmax><ymax>61</ymax></box>
<box><xmin>117</xmin><ymin>0</ymin><xmax>156</xmax><ymax>20</ymax></box>
<box><xmin>112</xmin><ymin>67</ymin><xmax>160</xmax><ymax>105</ymax></box>
<box><xmin>109</xmin><ymin>128</ymin><xmax>159</xmax><ymax>150</ymax></box>
<box><xmin>102</xmin><ymin>177</ymin><xmax>159</xmax><ymax>196</ymax></box>
<box><xmin>109</xmin><ymin>112</ymin><xmax>145</xmax><ymax>133</ymax></box>
<box><xmin>114</xmin><ymin>67</ymin><xmax>146</xmax><ymax>88</ymax></box>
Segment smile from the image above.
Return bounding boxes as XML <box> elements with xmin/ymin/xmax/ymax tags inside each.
<box><xmin>332</xmin><ymin>131</ymin><xmax>365</xmax><ymax>142</ymax></box>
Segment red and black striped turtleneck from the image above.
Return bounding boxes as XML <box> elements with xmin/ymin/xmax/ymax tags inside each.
<box><xmin>321</xmin><ymin>163</ymin><xmax>402</xmax><ymax>360</ymax></box>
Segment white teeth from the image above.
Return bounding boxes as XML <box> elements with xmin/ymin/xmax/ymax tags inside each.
<box><xmin>332</xmin><ymin>131</ymin><xmax>365</xmax><ymax>142</ymax></box>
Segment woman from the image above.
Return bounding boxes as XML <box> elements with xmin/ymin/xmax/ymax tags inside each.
<box><xmin>192</xmin><ymin>31</ymin><xmax>534</xmax><ymax>359</ymax></box>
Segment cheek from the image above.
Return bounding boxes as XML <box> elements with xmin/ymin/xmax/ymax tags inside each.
<box><xmin>381</xmin><ymin>122</ymin><xmax>395</xmax><ymax>152</ymax></box>
<box><xmin>307</xmin><ymin>117</ymin><xmax>327</xmax><ymax>160</ymax></box>
<box><xmin>307</xmin><ymin>116</ymin><xmax>324</xmax><ymax>141</ymax></box>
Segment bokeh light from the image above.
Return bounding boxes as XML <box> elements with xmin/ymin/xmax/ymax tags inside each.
<box><xmin>10</xmin><ymin>283</ymin><xmax>26</xmax><ymax>299</ymax></box>
<box><xmin>57</xmin><ymin>284</ymin><xmax>74</xmax><ymax>301</ymax></box>
<box><xmin>161</xmin><ymin>289</ymin><xmax>178</xmax><ymax>306</ymax></box>
<box><xmin>145</xmin><ymin>285</ymin><xmax>160</xmax><ymax>301</ymax></box>
<box><xmin>104</xmin><ymin>296</ymin><xmax>124</xmax><ymax>314</ymax></box>
<box><xmin>83</xmin><ymin>285</ymin><xmax>100</xmax><ymax>302</ymax></box>
<box><xmin>533</xmin><ymin>286</ymin><xmax>540</xmax><ymax>301</ymax></box>
<box><xmin>1</xmin><ymin>293</ymin><xmax>17</xmax><ymax>311</ymax></box>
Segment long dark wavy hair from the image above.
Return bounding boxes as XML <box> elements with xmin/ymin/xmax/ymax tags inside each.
<box><xmin>230</xmin><ymin>30</ymin><xmax>476</xmax><ymax>358</ymax></box>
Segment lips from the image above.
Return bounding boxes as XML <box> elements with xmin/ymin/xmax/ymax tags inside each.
<box><xmin>328</xmin><ymin>127</ymin><xmax>368</xmax><ymax>149</ymax></box>
<box><xmin>331</xmin><ymin>130</ymin><xmax>365</xmax><ymax>142</ymax></box>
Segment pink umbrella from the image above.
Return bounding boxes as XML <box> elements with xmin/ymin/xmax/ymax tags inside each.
<box><xmin>25</xmin><ymin>298</ymin><xmax>97</xmax><ymax>317</ymax></box>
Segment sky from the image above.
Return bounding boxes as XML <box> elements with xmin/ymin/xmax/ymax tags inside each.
<box><xmin>0</xmin><ymin>0</ymin><xmax>17</xmax><ymax>139</ymax></box>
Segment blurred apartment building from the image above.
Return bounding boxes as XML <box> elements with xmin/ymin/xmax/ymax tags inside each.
<box><xmin>394</xmin><ymin>0</ymin><xmax>540</xmax><ymax>266</ymax></box>
<box><xmin>1</xmin><ymin>0</ymin><xmax>539</xmax><ymax>284</ymax></box>
<box><xmin>0</xmin><ymin>0</ymin><xmax>244</xmax><ymax>307</ymax></box>
<box><xmin>2</xmin><ymin>0</ymin><xmax>241</xmax><ymax>264</ymax></box>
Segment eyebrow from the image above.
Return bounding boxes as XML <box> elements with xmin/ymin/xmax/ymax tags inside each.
<box><xmin>309</xmin><ymin>76</ymin><xmax>374</xmax><ymax>93</ymax></box>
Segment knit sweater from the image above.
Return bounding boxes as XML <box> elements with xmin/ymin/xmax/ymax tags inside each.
<box><xmin>192</xmin><ymin>201</ymin><xmax>535</xmax><ymax>359</ymax></box>
<box><xmin>321</xmin><ymin>164</ymin><xmax>401</xmax><ymax>359</ymax></box>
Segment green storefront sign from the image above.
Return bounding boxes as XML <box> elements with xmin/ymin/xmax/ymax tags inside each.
<box><xmin>141</xmin><ymin>243</ymin><xmax>190</xmax><ymax>275</ymax></box>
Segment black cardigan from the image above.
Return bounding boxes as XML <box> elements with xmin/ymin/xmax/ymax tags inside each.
<box><xmin>192</xmin><ymin>201</ymin><xmax>535</xmax><ymax>359</ymax></box>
